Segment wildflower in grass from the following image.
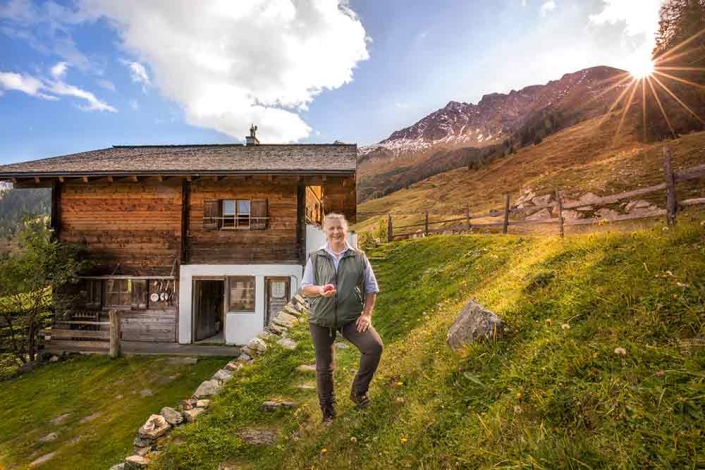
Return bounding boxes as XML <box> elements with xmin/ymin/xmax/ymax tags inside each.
<box><xmin>401</xmin><ymin>437</ymin><xmax>408</xmax><ymax>444</ymax></box>
<box><xmin>672</xmin><ymin>294</ymin><xmax>678</xmax><ymax>299</ymax></box>
<box><xmin>396</xmin><ymin>381</ymin><xmax>404</xmax><ymax>387</ymax></box>
<box><xmin>614</xmin><ymin>347</ymin><xmax>627</xmax><ymax>356</ymax></box>
<box><xmin>321</xmin><ymin>448</ymin><xmax>328</xmax><ymax>454</ymax></box>
<box><xmin>545</xmin><ymin>319</ymin><xmax>553</xmax><ymax>326</ymax></box>
<box><xmin>516</xmin><ymin>392</ymin><xmax>523</xmax><ymax>400</ymax></box>
<box><xmin>593</xmin><ymin>352</ymin><xmax>599</xmax><ymax>359</ymax></box>
<box><xmin>656</xmin><ymin>371</ymin><xmax>665</xmax><ymax>377</ymax></box>
<box><xmin>395</xmin><ymin>397</ymin><xmax>405</xmax><ymax>403</ymax></box>
<box><xmin>513</xmin><ymin>405</ymin><xmax>523</xmax><ymax>414</ymax></box>
<box><xmin>561</xmin><ymin>323</ymin><xmax>570</xmax><ymax>330</ymax></box>
<box><xmin>350</xmin><ymin>436</ymin><xmax>358</xmax><ymax>443</ymax></box>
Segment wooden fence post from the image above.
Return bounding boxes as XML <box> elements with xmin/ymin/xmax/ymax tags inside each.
<box><xmin>465</xmin><ymin>204</ymin><xmax>471</xmax><ymax>230</ymax></box>
<box><xmin>664</xmin><ymin>147</ymin><xmax>678</xmax><ymax>226</ymax></box>
<box><xmin>424</xmin><ymin>211</ymin><xmax>429</xmax><ymax>236</ymax></box>
<box><xmin>387</xmin><ymin>214</ymin><xmax>393</xmax><ymax>242</ymax></box>
<box><xmin>502</xmin><ymin>193</ymin><xmax>510</xmax><ymax>234</ymax></box>
<box><xmin>556</xmin><ymin>189</ymin><xmax>564</xmax><ymax>238</ymax></box>
<box><xmin>109</xmin><ymin>310</ymin><xmax>120</xmax><ymax>359</ymax></box>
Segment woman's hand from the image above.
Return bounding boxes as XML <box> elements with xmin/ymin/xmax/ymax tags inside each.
<box><xmin>356</xmin><ymin>313</ymin><xmax>372</xmax><ymax>332</ymax></box>
<box><xmin>319</xmin><ymin>284</ymin><xmax>337</xmax><ymax>298</ymax></box>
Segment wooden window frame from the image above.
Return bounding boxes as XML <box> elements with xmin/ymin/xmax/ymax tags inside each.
<box><xmin>204</xmin><ymin>198</ymin><xmax>268</xmax><ymax>231</ymax></box>
<box><xmin>86</xmin><ymin>279</ymin><xmax>102</xmax><ymax>310</ymax></box>
<box><xmin>226</xmin><ymin>276</ymin><xmax>256</xmax><ymax>312</ymax></box>
<box><xmin>104</xmin><ymin>279</ymin><xmax>148</xmax><ymax>310</ymax></box>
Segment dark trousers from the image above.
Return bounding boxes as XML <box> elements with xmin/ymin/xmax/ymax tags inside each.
<box><xmin>309</xmin><ymin>320</ymin><xmax>384</xmax><ymax>408</ymax></box>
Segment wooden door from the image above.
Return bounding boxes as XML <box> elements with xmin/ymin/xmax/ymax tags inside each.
<box><xmin>266</xmin><ymin>278</ymin><xmax>290</xmax><ymax>325</ymax></box>
<box><xmin>193</xmin><ymin>279</ymin><xmax>224</xmax><ymax>341</ymax></box>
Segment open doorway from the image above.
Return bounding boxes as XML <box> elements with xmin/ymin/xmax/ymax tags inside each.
<box><xmin>193</xmin><ymin>279</ymin><xmax>224</xmax><ymax>343</ymax></box>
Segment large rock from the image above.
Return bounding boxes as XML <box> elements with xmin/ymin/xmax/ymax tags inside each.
<box><xmin>138</xmin><ymin>414</ymin><xmax>171</xmax><ymax>440</ymax></box>
<box><xmin>447</xmin><ymin>300</ymin><xmax>506</xmax><ymax>351</ymax></box>
<box><xmin>277</xmin><ymin>337</ymin><xmax>298</xmax><ymax>350</ymax></box>
<box><xmin>237</xmin><ymin>428</ymin><xmax>278</xmax><ymax>445</ymax></box>
<box><xmin>124</xmin><ymin>455</ymin><xmax>150</xmax><ymax>469</ymax></box>
<box><xmin>596</xmin><ymin>208</ymin><xmax>619</xmax><ymax>220</ymax></box>
<box><xmin>284</xmin><ymin>304</ymin><xmax>304</xmax><ymax>318</ymax></box>
<box><xmin>562</xmin><ymin>210</ymin><xmax>582</xmax><ymax>221</ymax></box>
<box><xmin>272</xmin><ymin>312</ymin><xmax>298</xmax><ymax>328</ymax></box>
<box><xmin>212</xmin><ymin>369</ymin><xmax>234</xmax><ymax>383</ymax></box>
<box><xmin>247</xmin><ymin>337</ymin><xmax>267</xmax><ymax>352</ymax></box>
<box><xmin>184</xmin><ymin>407</ymin><xmax>205</xmax><ymax>423</ymax></box>
<box><xmin>160</xmin><ymin>407</ymin><xmax>183</xmax><ymax>426</ymax></box>
<box><xmin>531</xmin><ymin>194</ymin><xmax>552</xmax><ymax>206</ymax></box>
<box><xmin>526</xmin><ymin>208</ymin><xmax>552</xmax><ymax>221</ymax></box>
<box><xmin>578</xmin><ymin>192</ymin><xmax>601</xmax><ymax>205</ymax></box>
<box><xmin>193</xmin><ymin>380</ymin><xmax>222</xmax><ymax>398</ymax></box>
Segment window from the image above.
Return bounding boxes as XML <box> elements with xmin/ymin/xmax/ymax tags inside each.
<box><xmin>203</xmin><ymin>199</ymin><xmax>268</xmax><ymax>230</ymax></box>
<box><xmin>104</xmin><ymin>279</ymin><xmax>147</xmax><ymax>309</ymax></box>
<box><xmin>86</xmin><ymin>280</ymin><xmax>102</xmax><ymax>309</ymax></box>
<box><xmin>236</xmin><ymin>200</ymin><xmax>250</xmax><ymax>229</ymax></box>
<box><xmin>228</xmin><ymin>276</ymin><xmax>255</xmax><ymax>311</ymax></box>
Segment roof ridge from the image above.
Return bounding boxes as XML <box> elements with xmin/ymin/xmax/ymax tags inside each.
<box><xmin>112</xmin><ymin>143</ymin><xmax>357</xmax><ymax>148</ymax></box>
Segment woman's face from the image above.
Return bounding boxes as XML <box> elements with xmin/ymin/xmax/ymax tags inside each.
<box><xmin>324</xmin><ymin>219</ymin><xmax>347</xmax><ymax>244</ymax></box>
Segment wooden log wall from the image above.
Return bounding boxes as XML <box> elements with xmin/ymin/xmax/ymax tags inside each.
<box><xmin>322</xmin><ymin>175</ymin><xmax>357</xmax><ymax>223</ymax></box>
<box><xmin>188</xmin><ymin>177</ymin><xmax>300</xmax><ymax>264</ymax></box>
<box><xmin>59</xmin><ymin>179</ymin><xmax>182</xmax><ymax>276</ymax></box>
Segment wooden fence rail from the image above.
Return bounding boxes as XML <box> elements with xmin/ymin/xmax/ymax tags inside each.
<box><xmin>379</xmin><ymin>147</ymin><xmax>705</xmax><ymax>242</ymax></box>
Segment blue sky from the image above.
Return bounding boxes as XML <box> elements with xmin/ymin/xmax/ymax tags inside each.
<box><xmin>0</xmin><ymin>0</ymin><xmax>662</xmax><ymax>164</ymax></box>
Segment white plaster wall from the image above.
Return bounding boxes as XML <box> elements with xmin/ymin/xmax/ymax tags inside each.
<box><xmin>179</xmin><ymin>264</ymin><xmax>303</xmax><ymax>345</ymax></box>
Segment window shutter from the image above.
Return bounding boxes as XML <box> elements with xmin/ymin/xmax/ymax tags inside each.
<box><xmin>203</xmin><ymin>200</ymin><xmax>220</xmax><ymax>230</ymax></box>
<box><xmin>251</xmin><ymin>199</ymin><xmax>268</xmax><ymax>230</ymax></box>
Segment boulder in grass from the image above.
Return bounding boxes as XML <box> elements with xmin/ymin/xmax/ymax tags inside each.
<box><xmin>160</xmin><ymin>407</ymin><xmax>183</xmax><ymax>426</ymax></box>
<box><xmin>277</xmin><ymin>337</ymin><xmax>298</xmax><ymax>350</ymax></box>
<box><xmin>193</xmin><ymin>380</ymin><xmax>221</xmax><ymax>398</ymax></box>
<box><xmin>124</xmin><ymin>455</ymin><xmax>150</xmax><ymax>469</ymax></box>
<box><xmin>247</xmin><ymin>337</ymin><xmax>267</xmax><ymax>353</ymax></box>
<box><xmin>273</xmin><ymin>312</ymin><xmax>298</xmax><ymax>328</ymax></box>
<box><xmin>212</xmin><ymin>369</ymin><xmax>233</xmax><ymax>384</ymax></box>
<box><xmin>447</xmin><ymin>300</ymin><xmax>506</xmax><ymax>351</ymax></box>
<box><xmin>184</xmin><ymin>407</ymin><xmax>205</xmax><ymax>423</ymax></box>
<box><xmin>138</xmin><ymin>414</ymin><xmax>171</xmax><ymax>440</ymax></box>
<box><xmin>267</xmin><ymin>323</ymin><xmax>286</xmax><ymax>335</ymax></box>
<box><xmin>109</xmin><ymin>464</ymin><xmax>125</xmax><ymax>470</ymax></box>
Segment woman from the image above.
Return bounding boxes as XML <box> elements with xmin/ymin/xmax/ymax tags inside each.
<box><xmin>301</xmin><ymin>213</ymin><xmax>383</xmax><ymax>426</ymax></box>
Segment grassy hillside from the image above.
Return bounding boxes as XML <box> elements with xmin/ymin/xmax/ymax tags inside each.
<box><xmin>153</xmin><ymin>221</ymin><xmax>705</xmax><ymax>469</ymax></box>
<box><xmin>0</xmin><ymin>355</ymin><xmax>228</xmax><ymax>469</ymax></box>
<box><xmin>356</xmin><ymin>111</ymin><xmax>705</xmax><ymax>232</ymax></box>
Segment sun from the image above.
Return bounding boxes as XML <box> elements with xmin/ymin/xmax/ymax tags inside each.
<box><xmin>627</xmin><ymin>56</ymin><xmax>655</xmax><ymax>80</ymax></box>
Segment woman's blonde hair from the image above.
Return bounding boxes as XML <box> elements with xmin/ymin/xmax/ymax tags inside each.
<box><xmin>323</xmin><ymin>212</ymin><xmax>349</xmax><ymax>230</ymax></box>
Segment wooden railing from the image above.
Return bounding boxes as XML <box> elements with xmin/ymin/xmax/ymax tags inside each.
<box><xmin>365</xmin><ymin>147</ymin><xmax>705</xmax><ymax>241</ymax></box>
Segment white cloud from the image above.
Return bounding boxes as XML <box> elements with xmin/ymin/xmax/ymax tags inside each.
<box><xmin>589</xmin><ymin>0</ymin><xmax>663</xmax><ymax>37</ymax></box>
<box><xmin>541</xmin><ymin>1</ymin><xmax>557</xmax><ymax>16</ymax></box>
<box><xmin>78</xmin><ymin>0</ymin><xmax>369</xmax><ymax>143</ymax></box>
<box><xmin>0</xmin><ymin>0</ymin><xmax>93</xmax><ymax>71</ymax></box>
<box><xmin>47</xmin><ymin>80</ymin><xmax>117</xmax><ymax>112</ymax></box>
<box><xmin>0</xmin><ymin>70</ymin><xmax>117</xmax><ymax>111</ymax></box>
<box><xmin>129</xmin><ymin>98</ymin><xmax>139</xmax><ymax>110</ymax></box>
<box><xmin>121</xmin><ymin>60</ymin><xmax>150</xmax><ymax>89</ymax></box>
<box><xmin>97</xmin><ymin>79</ymin><xmax>116</xmax><ymax>91</ymax></box>
<box><xmin>0</xmin><ymin>71</ymin><xmax>56</xmax><ymax>99</ymax></box>
<box><xmin>50</xmin><ymin>61</ymin><xmax>68</xmax><ymax>79</ymax></box>
<box><xmin>589</xmin><ymin>0</ymin><xmax>664</xmax><ymax>67</ymax></box>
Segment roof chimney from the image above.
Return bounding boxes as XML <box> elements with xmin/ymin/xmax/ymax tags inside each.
<box><xmin>246</xmin><ymin>124</ymin><xmax>260</xmax><ymax>146</ymax></box>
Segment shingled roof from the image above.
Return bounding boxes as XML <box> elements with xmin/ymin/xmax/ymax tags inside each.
<box><xmin>0</xmin><ymin>143</ymin><xmax>357</xmax><ymax>178</ymax></box>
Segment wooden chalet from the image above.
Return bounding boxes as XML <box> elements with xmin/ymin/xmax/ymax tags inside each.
<box><xmin>0</xmin><ymin>127</ymin><xmax>357</xmax><ymax>350</ymax></box>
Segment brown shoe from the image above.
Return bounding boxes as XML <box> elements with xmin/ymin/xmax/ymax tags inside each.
<box><xmin>349</xmin><ymin>390</ymin><xmax>371</xmax><ymax>409</ymax></box>
<box><xmin>321</xmin><ymin>403</ymin><xmax>336</xmax><ymax>426</ymax></box>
